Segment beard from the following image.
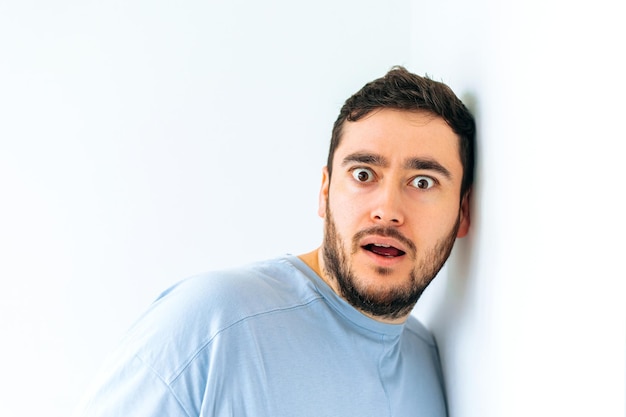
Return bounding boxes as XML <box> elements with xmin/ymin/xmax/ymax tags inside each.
<box><xmin>322</xmin><ymin>204</ymin><xmax>460</xmax><ymax>321</ymax></box>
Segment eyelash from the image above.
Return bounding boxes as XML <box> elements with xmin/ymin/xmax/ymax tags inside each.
<box><xmin>410</xmin><ymin>176</ymin><xmax>437</xmax><ymax>190</ymax></box>
<box><xmin>350</xmin><ymin>167</ymin><xmax>376</xmax><ymax>182</ymax></box>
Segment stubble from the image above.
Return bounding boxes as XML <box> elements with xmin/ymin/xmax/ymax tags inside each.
<box><xmin>322</xmin><ymin>204</ymin><xmax>460</xmax><ymax>320</ymax></box>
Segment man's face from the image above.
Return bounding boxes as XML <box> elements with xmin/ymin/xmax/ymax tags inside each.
<box><xmin>318</xmin><ymin>109</ymin><xmax>470</xmax><ymax>321</ymax></box>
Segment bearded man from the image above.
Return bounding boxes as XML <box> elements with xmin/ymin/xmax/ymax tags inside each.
<box><xmin>75</xmin><ymin>66</ymin><xmax>475</xmax><ymax>417</ymax></box>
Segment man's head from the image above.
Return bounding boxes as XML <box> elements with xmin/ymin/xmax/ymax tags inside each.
<box><xmin>317</xmin><ymin>67</ymin><xmax>476</xmax><ymax>323</ymax></box>
<box><xmin>327</xmin><ymin>66</ymin><xmax>475</xmax><ymax>199</ymax></box>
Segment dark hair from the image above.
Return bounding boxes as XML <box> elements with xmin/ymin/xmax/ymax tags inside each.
<box><xmin>327</xmin><ymin>66</ymin><xmax>476</xmax><ymax>198</ymax></box>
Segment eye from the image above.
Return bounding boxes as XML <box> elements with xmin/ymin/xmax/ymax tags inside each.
<box><xmin>351</xmin><ymin>168</ymin><xmax>375</xmax><ymax>183</ymax></box>
<box><xmin>411</xmin><ymin>176</ymin><xmax>435</xmax><ymax>190</ymax></box>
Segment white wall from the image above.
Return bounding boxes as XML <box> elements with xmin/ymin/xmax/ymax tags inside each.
<box><xmin>410</xmin><ymin>0</ymin><xmax>626</xmax><ymax>416</ymax></box>
<box><xmin>0</xmin><ymin>1</ymin><xmax>411</xmax><ymax>415</ymax></box>
<box><xmin>2</xmin><ymin>1</ymin><xmax>624</xmax><ymax>416</ymax></box>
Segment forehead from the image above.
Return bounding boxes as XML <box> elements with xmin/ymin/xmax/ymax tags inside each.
<box><xmin>335</xmin><ymin>109</ymin><xmax>462</xmax><ymax>173</ymax></box>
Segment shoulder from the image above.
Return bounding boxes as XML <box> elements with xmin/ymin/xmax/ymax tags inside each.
<box><xmin>119</xmin><ymin>257</ymin><xmax>321</xmax><ymax>378</ymax></box>
<box><xmin>402</xmin><ymin>315</ymin><xmax>437</xmax><ymax>348</ymax></box>
<box><xmin>157</xmin><ymin>257</ymin><xmax>319</xmax><ymax>318</ymax></box>
<box><xmin>82</xmin><ymin>256</ymin><xmax>324</xmax><ymax>413</ymax></box>
<box><xmin>399</xmin><ymin>317</ymin><xmax>444</xmax><ymax>378</ymax></box>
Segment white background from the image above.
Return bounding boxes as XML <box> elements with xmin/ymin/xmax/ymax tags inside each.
<box><xmin>1</xmin><ymin>1</ymin><xmax>624</xmax><ymax>416</ymax></box>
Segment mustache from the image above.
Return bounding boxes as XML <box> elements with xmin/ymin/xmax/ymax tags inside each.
<box><xmin>351</xmin><ymin>226</ymin><xmax>417</xmax><ymax>258</ymax></box>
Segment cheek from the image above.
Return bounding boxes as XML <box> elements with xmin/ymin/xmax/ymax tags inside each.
<box><xmin>328</xmin><ymin>194</ymin><xmax>365</xmax><ymax>228</ymax></box>
<box><xmin>410</xmin><ymin>205</ymin><xmax>460</xmax><ymax>237</ymax></box>
<box><xmin>326</xmin><ymin>202</ymin><xmax>365</xmax><ymax>247</ymax></box>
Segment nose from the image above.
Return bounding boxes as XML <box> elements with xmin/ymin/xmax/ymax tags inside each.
<box><xmin>370</xmin><ymin>183</ymin><xmax>405</xmax><ymax>226</ymax></box>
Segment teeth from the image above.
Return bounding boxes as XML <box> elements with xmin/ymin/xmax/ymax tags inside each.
<box><xmin>374</xmin><ymin>243</ymin><xmax>391</xmax><ymax>247</ymax></box>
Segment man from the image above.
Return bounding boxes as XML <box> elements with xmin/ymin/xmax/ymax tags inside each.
<box><xmin>75</xmin><ymin>66</ymin><xmax>475</xmax><ymax>417</ymax></box>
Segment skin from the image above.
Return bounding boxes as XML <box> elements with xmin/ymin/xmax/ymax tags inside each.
<box><xmin>299</xmin><ymin>108</ymin><xmax>470</xmax><ymax>325</ymax></box>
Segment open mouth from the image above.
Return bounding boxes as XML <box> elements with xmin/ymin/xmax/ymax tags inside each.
<box><xmin>363</xmin><ymin>243</ymin><xmax>406</xmax><ymax>258</ymax></box>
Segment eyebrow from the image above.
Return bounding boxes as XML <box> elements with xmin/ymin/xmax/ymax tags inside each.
<box><xmin>342</xmin><ymin>152</ymin><xmax>452</xmax><ymax>179</ymax></box>
<box><xmin>341</xmin><ymin>152</ymin><xmax>388</xmax><ymax>167</ymax></box>
<box><xmin>404</xmin><ymin>158</ymin><xmax>452</xmax><ymax>179</ymax></box>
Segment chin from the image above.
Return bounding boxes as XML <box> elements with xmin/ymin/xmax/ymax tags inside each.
<box><xmin>352</xmin><ymin>269</ymin><xmax>420</xmax><ymax>298</ymax></box>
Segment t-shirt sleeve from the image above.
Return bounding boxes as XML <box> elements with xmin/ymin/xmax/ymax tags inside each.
<box><xmin>73</xmin><ymin>353</ymin><xmax>192</xmax><ymax>417</ymax></box>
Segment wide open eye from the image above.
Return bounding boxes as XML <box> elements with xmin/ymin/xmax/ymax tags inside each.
<box><xmin>351</xmin><ymin>168</ymin><xmax>375</xmax><ymax>183</ymax></box>
<box><xmin>411</xmin><ymin>176</ymin><xmax>435</xmax><ymax>190</ymax></box>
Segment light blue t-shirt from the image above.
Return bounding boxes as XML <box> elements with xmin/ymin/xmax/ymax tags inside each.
<box><xmin>75</xmin><ymin>255</ymin><xmax>447</xmax><ymax>417</ymax></box>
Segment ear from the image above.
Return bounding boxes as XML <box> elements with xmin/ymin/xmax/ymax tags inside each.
<box><xmin>456</xmin><ymin>189</ymin><xmax>471</xmax><ymax>238</ymax></box>
<box><xmin>318</xmin><ymin>167</ymin><xmax>330</xmax><ymax>218</ymax></box>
